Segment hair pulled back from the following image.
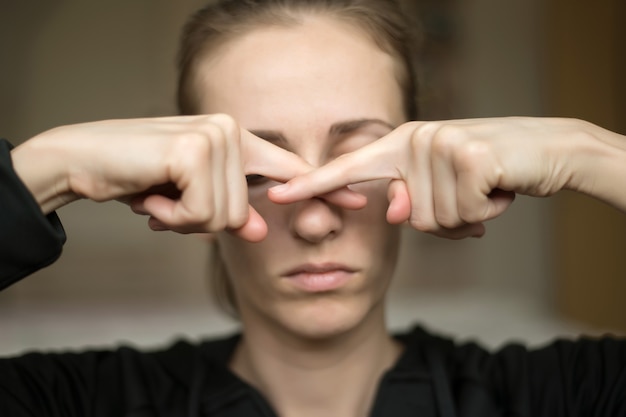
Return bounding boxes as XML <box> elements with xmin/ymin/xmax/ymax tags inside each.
<box><xmin>175</xmin><ymin>0</ymin><xmax>421</xmax><ymax>316</ymax></box>
<box><xmin>177</xmin><ymin>0</ymin><xmax>420</xmax><ymax>119</ymax></box>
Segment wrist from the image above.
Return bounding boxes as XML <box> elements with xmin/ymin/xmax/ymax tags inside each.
<box><xmin>11</xmin><ymin>129</ymin><xmax>80</xmax><ymax>214</ymax></box>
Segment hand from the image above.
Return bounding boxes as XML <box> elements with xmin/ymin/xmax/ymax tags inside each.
<box><xmin>11</xmin><ymin>114</ymin><xmax>365</xmax><ymax>241</ymax></box>
<box><xmin>268</xmin><ymin>117</ymin><xmax>622</xmax><ymax>239</ymax></box>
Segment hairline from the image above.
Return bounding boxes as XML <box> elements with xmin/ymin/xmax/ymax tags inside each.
<box><xmin>182</xmin><ymin>12</ymin><xmax>412</xmax><ymax>120</ymax></box>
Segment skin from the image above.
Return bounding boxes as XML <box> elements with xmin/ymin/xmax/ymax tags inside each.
<box><xmin>8</xmin><ymin>10</ymin><xmax>626</xmax><ymax>417</ymax></box>
<box><xmin>10</xmin><ymin>115</ymin><xmax>364</xmax><ymax>240</ymax></box>
<box><xmin>193</xmin><ymin>17</ymin><xmax>406</xmax><ymax>417</ymax></box>
<box><xmin>186</xmin><ymin>16</ymin><xmax>626</xmax><ymax>416</ymax></box>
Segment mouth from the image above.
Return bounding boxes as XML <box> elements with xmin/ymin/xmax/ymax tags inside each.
<box><xmin>281</xmin><ymin>263</ymin><xmax>357</xmax><ymax>293</ymax></box>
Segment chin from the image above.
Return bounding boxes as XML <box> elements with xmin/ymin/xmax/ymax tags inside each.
<box><xmin>273</xmin><ymin>295</ymin><xmax>381</xmax><ymax>342</ymax></box>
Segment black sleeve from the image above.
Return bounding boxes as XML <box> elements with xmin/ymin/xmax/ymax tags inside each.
<box><xmin>449</xmin><ymin>335</ymin><xmax>626</xmax><ymax>416</ymax></box>
<box><xmin>526</xmin><ymin>337</ymin><xmax>626</xmax><ymax>416</ymax></box>
<box><xmin>0</xmin><ymin>139</ymin><xmax>66</xmax><ymax>290</ymax></box>
<box><xmin>0</xmin><ymin>342</ymin><xmax>203</xmax><ymax>417</ymax></box>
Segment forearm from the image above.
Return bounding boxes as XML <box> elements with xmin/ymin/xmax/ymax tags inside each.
<box><xmin>566</xmin><ymin>119</ymin><xmax>626</xmax><ymax>211</ymax></box>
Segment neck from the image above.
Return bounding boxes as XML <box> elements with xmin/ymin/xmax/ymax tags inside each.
<box><xmin>230</xmin><ymin>304</ymin><xmax>402</xmax><ymax>417</ymax></box>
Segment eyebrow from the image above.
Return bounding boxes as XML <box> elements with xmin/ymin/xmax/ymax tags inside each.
<box><xmin>248</xmin><ymin>129</ymin><xmax>288</xmax><ymax>145</ymax></box>
<box><xmin>328</xmin><ymin>118</ymin><xmax>396</xmax><ymax>137</ymax></box>
<box><xmin>249</xmin><ymin>118</ymin><xmax>396</xmax><ymax>146</ymax></box>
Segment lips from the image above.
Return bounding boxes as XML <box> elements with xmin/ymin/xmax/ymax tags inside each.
<box><xmin>283</xmin><ymin>263</ymin><xmax>356</xmax><ymax>277</ymax></box>
<box><xmin>281</xmin><ymin>263</ymin><xmax>357</xmax><ymax>292</ymax></box>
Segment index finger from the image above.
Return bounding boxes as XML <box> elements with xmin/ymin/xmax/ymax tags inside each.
<box><xmin>267</xmin><ymin>135</ymin><xmax>400</xmax><ymax>204</ymax></box>
<box><xmin>241</xmin><ymin>129</ymin><xmax>309</xmax><ymax>181</ymax></box>
<box><xmin>242</xmin><ymin>129</ymin><xmax>368</xmax><ymax>209</ymax></box>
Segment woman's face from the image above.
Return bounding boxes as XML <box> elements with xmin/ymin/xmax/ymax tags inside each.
<box><xmin>195</xmin><ymin>16</ymin><xmax>406</xmax><ymax>339</ymax></box>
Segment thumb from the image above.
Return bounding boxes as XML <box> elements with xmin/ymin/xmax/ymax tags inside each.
<box><xmin>386</xmin><ymin>179</ymin><xmax>411</xmax><ymax>224</ymax></box>
<box><xmin>229</xmin><ymin>205</ymin><xmax>268</xmax><ymax>242</ymax></box>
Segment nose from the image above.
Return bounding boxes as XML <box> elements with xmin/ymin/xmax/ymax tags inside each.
<box><xmin>289</xmin><ymin>197</ymin><xmax>343</xmax><ymax>244</ymax></box>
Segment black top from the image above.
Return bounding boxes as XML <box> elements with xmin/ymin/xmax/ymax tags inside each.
<box><xmin>0</xmin><ymin>139</ymin><xmax>65</xmax><ymax>290</ymax></box>
<box><xmin>1</xmin><ymin>138</ymin><xmax>625</xmax><ymax>417</ymax></box>
<box><xmin>1</xmin><ymin>326</ymin><xmax>625</xmax><ymax>417</ymax></box>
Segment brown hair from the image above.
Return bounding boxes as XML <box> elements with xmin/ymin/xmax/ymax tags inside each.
<box><xmin>176</xmin><ymin>0</ymin><xmax>421</xmax><ymax>316</ymax></box>
<box><xmin>177</xmin><ymin>0</ymin><xmax>421</xmax><ymax>119</ymax></box>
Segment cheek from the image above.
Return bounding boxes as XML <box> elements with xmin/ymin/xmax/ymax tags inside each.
<box><xmin>216</xmin><ymin>234</ymin><xmax>260</xmax><ymax>272</ymax></box>
<box><xmin>215</xmin><ymin>231</ymin><xmax>277</xmax><ymax>302</ymax></box>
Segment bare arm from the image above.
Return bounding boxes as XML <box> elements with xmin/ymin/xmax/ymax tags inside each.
<box><xmin>268</xmin><ymin>117</ymin><xmax>626</xmax><ymax>238</ymax></box>
<box><xmin>9</xmin><ymin>115</ymin><xmax>318</xmax><ymax>241</ymax></box>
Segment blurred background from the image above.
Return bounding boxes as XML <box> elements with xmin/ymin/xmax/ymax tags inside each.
<box><xmin>0</xmin><ymin>0</ymin><xmax>624</xmax><ymax>355</ymax></box>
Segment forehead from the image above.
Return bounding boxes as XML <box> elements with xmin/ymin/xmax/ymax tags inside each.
<box><xmin>193</xmin><ymin>16</ymin><xmax>405</xmax><ymax>131</ymax></box>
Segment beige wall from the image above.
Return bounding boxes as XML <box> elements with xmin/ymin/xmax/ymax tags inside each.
<box><xmin>1</xmin><ymin>0</ymin><xmax>586</xmax><ymax>354</ymax></box>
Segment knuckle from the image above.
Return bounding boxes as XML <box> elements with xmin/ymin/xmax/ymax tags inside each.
<box><xmin>453</xmin><ymin>141</ymin><xmax>490</xmax><ymax>171</ymax></box>
<box><xmin>200</xmin><ymin>205</ymin><xmax>216</xmax><ymax>224</ymax></box>
<box><xmin>178</xmin><ymin>125</ymin><xmax>229</xmax><ymax>164</ymax></box>
<box><xmin>208</xmin><ymin>219</ymin><xmax>227</xmax><ymax>233</ymax></box>
<box><xmin>208</xmin><ymin>112</ymin><xmax>236</xmax><ymax>127</ymax></box>
<box><xmin>458</xmin><ymin>201</ymin><xmax>486</xmax><ymax>224</ymax></box>
<box><xmin>179</xmin><ymin>204</ymin><xmax>215</xmax><ymax>228</ymax></box>
<box><xmin>434</xmin><ymin>212</ymin><xmax>461</xmax><ymax>229</ymax></box>
<box><xmin>408</xmin><ymin>210</ymin><xmax>436</xmax><ymax>232</ymax></box>
<box><xmin>187</xmin><ymin>116</ymin><xmax>228</xmax><ymax>143</ymax></box>
<box><xmin>229</xmin><ymin>210</ymin><xmax>248</xmax><ymax>230</ymax></box>
<box><xmin>208</xmin><ymin>113</ymin><xmax>239</xmax><ymax>136</ymax></box>
<box><xmin>431</xmin><ymin>124</ymin><xmax>466</xmax><ymax>156</ymax></box>
<box><xmin>408</xmin><ymin>121</ymin><xmax>452</xmax><ymax>162</ymax></box>
<box><xmin>409</xmin><ymin>123</ymin><xmax>435</xmax><ymax>152</ymax></box>
<box><xmin>457</xmin><ymin>207</ymin><xmax>477</xmax><ymax>224</ymax></box>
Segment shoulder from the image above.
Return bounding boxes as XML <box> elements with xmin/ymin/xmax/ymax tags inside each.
<box><xmin>0</xmin><ymin>333</ymin><xmax>242</xmax><ymax>416</ymax></box>
<box><xmin>397</xmin><ymin>323</ymin><xmax>626</xmax><ymax>364</ymax></box>
<box><xmin>0</xmin><ymin>332</ymin><xmax>240</xmax><ymax>386</ymax></box>
<box><xmin>396</xmin><ymin>324</ymin><xmax>626</xmax><ymax>416</ymax></box>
